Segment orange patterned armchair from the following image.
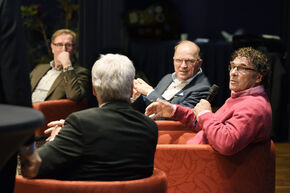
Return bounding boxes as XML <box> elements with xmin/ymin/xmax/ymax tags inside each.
<box><xmin>155</xmin><ymin>120</ymin><xmax>196</xmax><ymax>144</ymax></box>
<box><xmin>155</xmin><ymin>120</ymin><xmax>275</xmax><ymax>193</ymax></box>
<box><xmin>33</xmin><ymin>99</ymin><xmax>88</xmax><ymax>136</ymax></box>
<box><xmin>14</xmin><ymin>168</ymin><xmax>167</xmax><ymax>193</ymax></box>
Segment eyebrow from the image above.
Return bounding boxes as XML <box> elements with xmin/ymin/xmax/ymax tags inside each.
<box><xmin>230</xmin><ymin>62</ymin><xmax>248</xmax><ymax>66</ymax></box>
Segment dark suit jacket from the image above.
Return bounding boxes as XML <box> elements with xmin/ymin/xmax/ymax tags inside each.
<box><xmin>36</xmin><ymin>101</ymin><xmax>158</xmax><ymax>181</ymax></box>
<box><xmin>0</xmin><ymin>0</ymin><xmax>31</xmax><ymax>107</ymax></box>
<box><xmin>30</xmin><ymin>63</ymin><xmax>90</xmax><ymax>101</ymax></box>
<box><xmin>0</xmin><ymin>1</ymin><xmax>34</xmax><ymax>192</ymax></box>
<box><xmin>132</xmin><ymin>72</ymin><xmax>211</xmax><ymax>113</ymax></box>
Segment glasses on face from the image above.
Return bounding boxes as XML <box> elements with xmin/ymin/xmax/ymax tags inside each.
<box><xmin>53</xmin><ymin>43</ymin><xmax>74</xmax><ymax>49</ymax></box>
<box><xmin>173</xmin><ymin>58</ymin><xmax>199</xmax><ymax>65</ymax></box>
<box><xmin>228</xmin><ymin>62</ymin><xmax>256</xmax><ymax>74</ymax></box>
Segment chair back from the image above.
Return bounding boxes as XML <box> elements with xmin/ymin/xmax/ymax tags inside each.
<box><xmin>33</xmin><ymin>99</ymin><xmax>88</xmax><ymax>136</ymax></box>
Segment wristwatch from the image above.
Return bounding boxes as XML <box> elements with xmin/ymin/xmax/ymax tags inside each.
<box><xmin>63</xmin><ymin>66</ymin><xmax>74</xmax><ymax>72</ymax></box>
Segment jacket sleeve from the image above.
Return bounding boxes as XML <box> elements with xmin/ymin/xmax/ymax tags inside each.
<box><xmin>36</xmin><ymin>113</ymin><xmax>83</xmax><ymax>178</ymax></box>
<box><xmin>63</xmin><ymin>66</ymin><xmax>90</xmax><ymax>101</ymax></box>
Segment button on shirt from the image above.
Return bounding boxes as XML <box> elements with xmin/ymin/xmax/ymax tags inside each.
<box><xmin>32</xmin><ymin>61</ymin><xmax>62</xmax><ymax>103</ymax></box>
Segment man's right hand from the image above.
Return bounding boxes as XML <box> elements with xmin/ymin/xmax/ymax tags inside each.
<box><xmin>44</xmin><ymin>119</ymin><xmax>65</xmax><ymax>141</ymax></box>
<box><xmin>145</xmin><ymin>98</ymin><xmax>175</xmax><ymax>119</ymax></box>
<box><xmin>57</xmin><ymin>52</ymin><xmax>72</xmax><ymax>69</ymax></box>
<box><xmin>133</xmin><ymin>78</ymin><xmax>154</xmax><ymax>96</ymax></box>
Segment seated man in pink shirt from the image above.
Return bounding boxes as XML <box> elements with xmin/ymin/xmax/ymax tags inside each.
<box><xmin>145</xmin><ymin>47</ymin><xmax>272</xmax><ymax>155</ymax></box>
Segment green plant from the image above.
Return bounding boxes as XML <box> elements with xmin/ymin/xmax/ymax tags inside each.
<box><xmin>21</xmin><ymin>0</ymin><xmax>79</xmax><ymax>68</ymax></box>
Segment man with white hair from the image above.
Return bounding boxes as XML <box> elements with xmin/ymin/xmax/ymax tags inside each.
<box><xmin>29</xmin><ymin>54</ymin><xmax>158</xmax><ymax>181</ymax></box>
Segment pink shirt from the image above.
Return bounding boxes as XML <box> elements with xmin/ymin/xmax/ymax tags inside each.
<box><xmin>172</xmin><ymin>85</ymin><xmax>272</xmax><ymax>155</ymax></box>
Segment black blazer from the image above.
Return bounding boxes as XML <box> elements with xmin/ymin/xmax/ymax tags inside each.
<box><xmin>36</xmin><ymin>101</ymin><xmax>158</xmax><ymax>181</ymax></box>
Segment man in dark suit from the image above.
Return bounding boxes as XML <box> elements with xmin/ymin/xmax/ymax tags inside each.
<box><xmin>131</xmin><ymin>40</ymin><xmax>211</xmax><ymax>113</ymax></box>
<box><xmin>30</xmin><ymin>29</ymin><xmax>90</xmax><ymax>103</ymax></box>
<box><xmin>28</xmin><ymin>54</ymin><xmax>158</xmax><ymax>181</ymax></box>
<box><xmin>0</xmin><ymin>0</ymin><xmax>41</xmax><ymax>192</ymax></box>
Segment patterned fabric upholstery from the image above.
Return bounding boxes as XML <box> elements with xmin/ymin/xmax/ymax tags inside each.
<box><xmin>155</xmin><ymin>131</ymin><xmax>275</xmax><ymax>193</ymax></box>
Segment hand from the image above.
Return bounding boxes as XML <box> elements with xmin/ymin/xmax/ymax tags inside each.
<box><xmin>44</xmin><ymin>119</ymin><xmax>65</xmax><ymax>141</ymax></box>
<box><xmin>57</xmin><ymin>52</ymin><xmax>72</xmax><ymax>68</ymax></box>
<box><xmin>47</xmin><ymin>119</ymin><xmax>65</xmax><ymax>128</ymax></box>
<box><xmin>145</xmin><ymin>98</ymin><xmax>175</xmax><ymax>119</ymax></box>
<box><xmin>133</xmin><ymin>78</ymin><xmax>154</xmax><ymax>96</ymax></box>
<box><xmin>20</xmin><ymin>151</ymin><xmax>42</xmax><ymax>178</ymax></box>
<box><xmin>193</xmin><ymin>99</ymin><xmax>212</xmax><ymax>116</ymax></box>
<box><xmin>130</xmin><ymin>87</ymin><xmax>140</xmax><ymax>102</ymax></box>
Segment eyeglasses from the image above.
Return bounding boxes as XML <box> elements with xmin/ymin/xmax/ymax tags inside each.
<box><xmin>173</xmin><ymin>58</ymin><xmax>200</xmax><ymax>65</ymax></box>
<box><xmin>228</xmin><ymin>62</ymin><xmax>256</xmax><ymax>74</ymax></box>
<box><xmin>53</xmin><ymin>43</ymin><xmax>74</xmax><ymax>49</ymax></box>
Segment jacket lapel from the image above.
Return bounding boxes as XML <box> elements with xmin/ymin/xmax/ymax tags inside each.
<box><xmin>46</xmin><ymin>72</ymin><xmax>63</xmax><ymax>98</ymax></box>
<box><xmin>31</xmin><ymin>65</ymin><xmax>52</xmax><ymax>91</ymax></box>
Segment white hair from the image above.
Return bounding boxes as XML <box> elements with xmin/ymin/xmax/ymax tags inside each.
<box><xmin>91</xmin><ymin>53</ymin><xmax>135</xmax><ymax>102</ymax></box>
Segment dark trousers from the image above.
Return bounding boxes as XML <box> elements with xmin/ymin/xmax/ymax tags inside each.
<box><xmin>0</xmin><ymin>154</ymin><xmax>17</xmax><ymax>193</ymax></box>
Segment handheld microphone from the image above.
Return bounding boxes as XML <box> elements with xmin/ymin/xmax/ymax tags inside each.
<box><xmin>193</xmin><ymin>84</ymin><xmax>219</xmax><ymax>126</ymax></box>
<box><xmin>205</xmin><ymin>84</ymin><xmax>219</xmax><ymax>103</ymax></box>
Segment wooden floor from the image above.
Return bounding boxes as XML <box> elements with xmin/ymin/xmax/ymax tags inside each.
<box><xmin>275</xmin><ymin>142</ymin><xmax>290</xmax><ymax>193</ymax></box>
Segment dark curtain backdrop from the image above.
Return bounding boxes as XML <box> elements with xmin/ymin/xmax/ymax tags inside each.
<box><xmin>79</xmin><ymin>0</ymin><xmax>126</xmax><ymax>71</ymax></box>
<box><xmin>79</xmin><ymin>0</ymin><xmax>290</xmax><ymax>141</ymax></box>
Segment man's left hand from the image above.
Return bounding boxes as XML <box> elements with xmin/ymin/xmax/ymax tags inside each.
<box><xmin>20</xmin><ymin>151</ymin><xmax>42</xmax><ymax>178</ymax></box>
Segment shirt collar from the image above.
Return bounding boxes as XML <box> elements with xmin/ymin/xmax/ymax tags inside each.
<box><xmin>231</xmin><ymin>85</ymin><xmax>265</xmax><ymax>98</ymax></box>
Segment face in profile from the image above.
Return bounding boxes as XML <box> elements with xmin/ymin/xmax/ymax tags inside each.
<box><xmin>229</xmin><ymin>56</ymin><xmax>262</xmax><ymax>92</ymax></box>
<box><xmin>173</xmin><ymin>43</ymin><xmax>201</xmax><ymax>81</ymax></box>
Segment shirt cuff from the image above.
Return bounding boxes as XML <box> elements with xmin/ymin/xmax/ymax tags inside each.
<box><xmin>146</xmin><ymin>89</ymin><xmax>154</xmax><ymax>96</ymax></box>
<box><xmin>196</xmin><ymin>110</ymin><xmax>211</xmax><ymax>121</ymax></box>
<box><xmin>170</xmin><ymin>104</ymin><xmax>177</xmax><ymax>118</ymax></box>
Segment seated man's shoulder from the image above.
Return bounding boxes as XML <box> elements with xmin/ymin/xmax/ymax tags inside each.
<box><xmin>160</xmin><ymin>73</ymin><xmax>172</xmax><ymax>81</ymax></box>
<box><xmin>73</xmin><ymin>65</ymin><xmax>90</xmax><ymax>73</ymax></box>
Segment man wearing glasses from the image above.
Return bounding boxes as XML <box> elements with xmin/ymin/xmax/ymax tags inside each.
<box><xmin>30</xmin><ymin>29</ymin><xmax>90</xmax><ymax>103</ymax></box>
<box><xmin>131</xmin><ymin>40</ymin><xmax>211</xmax><ymax>114</ymax></box>
<box><xmin>145</xmin><ymin>47</ymin><xmax>272</xmax><ymax>155</ymax></box>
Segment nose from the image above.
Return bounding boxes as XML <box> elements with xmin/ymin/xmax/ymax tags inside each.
<box><xmin>180</xmin><ymin>60</ymin><xmax>188</xmax><ymax>68</ymax></box>
<box><xmin>61</xmin><ymin>45</ymin><xmax>68</xmax><ymax>51</ymax></box>
<box><xmin>230</xmin><ymin>67</ymin><xmax>238</xmax><ymax>75</ymax></box>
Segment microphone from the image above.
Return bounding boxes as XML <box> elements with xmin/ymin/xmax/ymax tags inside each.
<box><xmin>193</xmin><ymin>84</ymin><xmax>219</xmax><ymax>126</ymax></box>
<box><xmin>205</xmin><ymin>84</ymin><xmax>219</xmax><ymax>103</ymax></box>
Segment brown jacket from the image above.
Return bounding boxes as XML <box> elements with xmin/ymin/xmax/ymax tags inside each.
<box><xmin>30</xmin><ymin>63</ymin><xmax>90</xmax><ymax>101</ymax></box>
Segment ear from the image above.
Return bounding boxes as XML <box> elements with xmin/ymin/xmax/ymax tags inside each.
<box><xmin>255</xmin><ymin>73</ymin><xmax>263</xmax><ymax>84</ymax></box>
<box><xmin>130</xmin><ymin>82</ymin><xmax>134</xmax><ymax>97</ymax></box>
<box><xmin>50</xmin><ymin>42</ymin><xmax>54</xmax><ymax>54</ymax></box>
<box><xmin>197</xmin><ymin>59</ymin><xmax>203</xmax><ymax>68</ymax></box>
<box><xmin>92</xmin><ymin>82</ymin><xmax>96</xmax><ymax>96</ymax></box>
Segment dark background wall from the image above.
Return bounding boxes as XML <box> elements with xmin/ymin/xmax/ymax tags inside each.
<box><xmin>79</xmin><ymin>0</ymin><xmax>290</xmax><ymax>142</ymax></box>
<box><xmin>21</xmin><ymin>0</ymin><xmax>289</xmax><ymax>142</ymax></box>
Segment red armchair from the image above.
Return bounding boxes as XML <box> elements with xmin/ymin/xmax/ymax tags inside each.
<box><xmin>155</xmin><ymin>120</ymin><xmax>196</xmax><ymax>144</ymax></box>
<box><xmin>33</xmin><ymin>99</ymin><xmax>88</xmax><ymax>136</ymax></box>
<box><xmin>14</xmin><ymin>168</ymin><xmax>167</xmax><ymax>193</ymax></box>
<box><xmin>155</xmin><ymin>141</ymin><xmax>275</xmax><ymax>193</ymax></box>
<box><xmin>154</xmin><ymin>120</ymin><xmax>275</xmax><ymax>193</ymax></box>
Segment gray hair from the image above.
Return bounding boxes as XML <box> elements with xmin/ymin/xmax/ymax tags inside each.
<box><xmin>91</xmin><ymin>54</ymin><xmax>135</xmax><ymax>102</ymax></box>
